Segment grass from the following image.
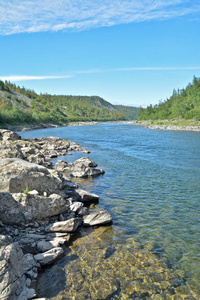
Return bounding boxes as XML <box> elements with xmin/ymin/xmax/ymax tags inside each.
<box><xmin>23</xmin><ymin>186</ymin><xmax>29</xmax><ymax>195</ymax></box>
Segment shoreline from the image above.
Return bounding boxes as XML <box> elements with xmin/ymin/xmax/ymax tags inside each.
<box><xmin>132</xmin><ymin>120</ymin><xmax>200</xmax><ymax>132</ymax></box>
<box><xmin>1</xmin><ymin>120</ymin><xmax>134</xmax><ymax>133</ymax></box>
<box><xmin>0</xmin><ymin>129</ymin><xmax>112</xmax><ymax>299</ymax></box>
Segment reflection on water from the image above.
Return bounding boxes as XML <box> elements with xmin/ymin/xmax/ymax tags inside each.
<box><xmin>37</xmin><ymin>226</ymin><xmax>197</xmax><ymax>299</ymax></box>
<box><xmin>20</xmin><ymin>124</ymin><xmax>200</xmax><ymax>299</ymax></box>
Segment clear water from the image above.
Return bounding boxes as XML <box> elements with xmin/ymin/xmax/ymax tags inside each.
<box><xmin>20</xmin><ymin>124</ymin><xmax>200</xmax><ymax>299</ymax></box>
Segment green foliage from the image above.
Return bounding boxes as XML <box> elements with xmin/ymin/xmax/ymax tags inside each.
<box><xmin>23</xmin><ymin>186</ymin><xmax>29</xmax><ymax>195</ymax></box>
<box><xmin>0</xmin><ymin>81</ymin><xmax>126</xmax><ymax>127</ymax></box>
<box><xmin>114</xmin><ymin>105</ymin><xmax>139</xmax><ymax>120</ymax></box>
<box><xmin>138</xmin><ymin>76</ymin><xmax>200</xmax><ymax>121</ymax></box>
<box><xmin>4</xmin><ymin>92</ymin><xmax>11</xmax><ymax>99</ymax></box>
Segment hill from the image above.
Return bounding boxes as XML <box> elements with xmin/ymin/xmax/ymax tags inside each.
<box><xmin>113</xmin><ymin>105</ymin><xmax>139</xmax><ymax>120</ymax></box>
<box><xmin>137</xmin><ymin>76</ymin><xmax>200</xmax><ymax>121</ymax></box>
<box><xmin>0</xmin><ymin>81</ymin><xmax>126</xmax><ymax>128</ymax></box>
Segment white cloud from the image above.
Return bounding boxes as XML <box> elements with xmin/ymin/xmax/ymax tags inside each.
<box><xmin>0</xmin><ymin>0</ymin><xmax>200</xmax><ymax>35</ymax></box>
<box><xmin>1</xmin><ymin>66</ymin><xmax>200</xmax><ymax>83</ymax></box>
<box><xmin>0</xmin><ymin>75</ymin><xmax>72</xmax><ymax>81</ymax></box>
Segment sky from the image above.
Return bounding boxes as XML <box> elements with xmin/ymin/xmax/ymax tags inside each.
<box><xmin>0</xmin><ymin>1</ymin><xmax>200</xmax><ymax>107</ymax></box>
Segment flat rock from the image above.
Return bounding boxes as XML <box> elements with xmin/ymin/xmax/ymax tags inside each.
<box><xmin>46</xmin><ymin>217</ymin><xmax>82</xmax><ymax>233</ymax></box>
<box><xmin>34</xmin><ymin>247</ymin><xmax>64</xmax><ymax>266</ymax></box>
<box><xmin>75</xmin><ymin>189</ymin><xmax>99</xmax><ymax>203</ymax></box>
<box><xmin>83</xmin><ymin>210</ymin><xmax>112</xmax><ymax>226</ymax></box>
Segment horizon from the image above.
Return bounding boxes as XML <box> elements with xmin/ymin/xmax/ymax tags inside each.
<box><xmin>0</xmin><ymin>0</ymin><xmax>200</xmax><ymax>107</ymax></box>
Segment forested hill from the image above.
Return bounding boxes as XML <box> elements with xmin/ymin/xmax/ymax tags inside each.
<box><xmin>113</xmin><ymin>105</ymin><xmax>139</xmax><ymax>120</ymax></box>
<box><xmin>138</xmin><ymin>76</ymin><xmax>200</xmax><ymax>121</ymax></box>
<box><xmin>0</xmin><ymin>81</ymin><xmax>126</xmax><ymax>127</ymax></box>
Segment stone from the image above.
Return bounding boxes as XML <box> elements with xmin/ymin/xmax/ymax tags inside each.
<box><xmin>37</xmin><ymin>234</ymin><xmax>70</xmax><ymax>252</ymax></box>
<box><xmin>0</xmin><ymin>235</ymin><xmax>25</xmax><ymax>299</ymax></box>
<box><xmin>12</xmin><ymin>193</ymin><xmax>69</xmax><ymax>221</ymax></box>
<box><xmin>0</xmin><ymin>129</ymin><xmax>21</xmax><ymax>141</ymax></box>
<box><xmin>0</xmin><ymin>192</ymin><xmax>25</xmax><ymax>225</ymax></box>
<box><xmin>75</xmin><ymin>189</ymin><xmax>99</xmax><ymax>203</ymax></box>
<box><xmin>54</xmin><ymin>160</ymin><xmax>69</xmax><ymax>172</ymax></box>
<box><xmin>70</xmin><ymin>157</ymin><xmax>104</xmax><ymax>178</ymax></box>
<box><xmin>34</xmin><ymin>247</ymin><xmax>64</xmax><ymax>266</ymax></box>
<box><xmin>23</xmin><ymin>253</ymin><xmax>38</xmax><ymax>272</ymax></box>
<box><xmin>0</xmin><ymin>158</ymin><xmax>62</xmax><ymax>195</ymax></box>
<box><xmin>70</xmin><ymin>201</ymin><xmax>83</xmax><ymax>213</ymax></box>
<box><xmin>46</xmin><ymin>218</ymin><xmax>82</xmax><ymax>233</ymax></box>
<box><xmin>83</xmin><ymin>210</ymin><xmax>112</xmax><ymax>226</ymax></box>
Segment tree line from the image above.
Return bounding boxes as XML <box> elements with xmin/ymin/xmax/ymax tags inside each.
<box><xmin>138</xmin><ymin>76</ymin><xmax>200</xmax><ymax>121</ymax></box>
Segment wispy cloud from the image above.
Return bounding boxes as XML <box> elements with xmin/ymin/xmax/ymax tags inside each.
<box><xmin>0</xmin><ymin>75</ymin><xmax>72</xmax><ymax>82</ymax></box>
<box><xmin>1</xmin><ymin>66</ymin><xmax>200</xmax><ymax>82</ymax></box>
<box><xmin>0</xmin><ymin>0</ymin><xmax>200</xmax><ymax>35</ymax></box>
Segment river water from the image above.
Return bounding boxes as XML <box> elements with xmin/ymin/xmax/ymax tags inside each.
<box><xmin>20</xmin><ymin>123</ymin><xmax>200</xmax><ymax>299</ymax></box>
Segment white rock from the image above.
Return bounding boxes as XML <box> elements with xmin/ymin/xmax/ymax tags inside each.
<box><xmin>83</xmin><ymin>210</ymin><xmax>112</xmax><ymax>226</ymax></box>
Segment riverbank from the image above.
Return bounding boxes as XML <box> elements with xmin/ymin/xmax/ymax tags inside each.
<box><xmin>133</xmin><ymin>119</ymin><xmax>200</xmax><ymax>131</ymax></box>
<box><xmin>1</xmin><ymin>120</ymin><xmax>135</xmax><ymax>133</ymax></box>
<box><xmin>0</xmin><ymin>129</ymin><xmax>112</xmax><ymax>300</ymax></box>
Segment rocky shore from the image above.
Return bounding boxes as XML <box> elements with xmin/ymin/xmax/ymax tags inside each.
<box><xmin>0</xmin><ymin>129</ymin><xmax>112</xmax><ymax>300</ymax></box>
<box><xmin>133</xmin><ymin>120</ymin><xmax>200</xmax><ymax>131</ymax></box>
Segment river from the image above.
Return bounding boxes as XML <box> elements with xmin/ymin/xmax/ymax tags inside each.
<box><xmin>20</xmin><ymin>123</ymin><xmax>200</xmax><ymax>299</ymax></box>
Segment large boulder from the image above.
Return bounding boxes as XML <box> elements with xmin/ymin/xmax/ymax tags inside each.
<box><xmin>0</xmin><ymin>192</ymin><xmax>69</xmax><ymax>225</ymax></box>
<box><xmin>0</xmin><ymin>193</ymin><xmax>25</xmax><ymax>225</ymax></box>
<box><xmin>12</xmin><ymin>193</ymin><xmax>69</xmax><ymax>222</ymax></box>
<box><xmin>0</xmin><ymin>235</ymin><xmax>35</xmax><ymax>300</ymax></box>
<box><xmin>0</xmin><ymin>158</ymin><xmax>62</xmax><ymax>195</ymax></box>
<box><xmin>69</xmin><ymin>157</ymin><xmax>105</xmax><ymax>178</ymax></box>
<box><xmin>83</xmin><ymin>210</ymin><xmax>112</xmax><ymax>226</ymax></box>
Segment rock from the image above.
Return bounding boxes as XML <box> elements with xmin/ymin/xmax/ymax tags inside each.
<box><xmin>74</xmin><ymin>189</ymin><xmax>99</xmax><ymax>203</ymax></box>
<box><xmin>0</xmin><ymin>129</ymin><xmax>21</xmax><ymax>141</ymax></box>
<box><xmin>12</xmin><ymin>193</ymin><xmax>69</xmax><ymax>222</ymax></box>
<box><xmin>46</xmin><ymin>218</ymin><xmax>82</xmax><ymax>233</ymax></box>
<box><xmin>82</xmin><ymin>149</ymin><xmax>90</xmax><ymax>154</ymax></box>
<box><xmin>70</xmin><ymin>157</ymin><xmax>105</xmax><ymax>178</ymax></box>
<box><xmin>83</xmin><ymin>210</ymin><xmax>112</xmax><ymax>226</ymax></box>
<box><xmin>54</xmin><ymin>160</ymin><xmax>69</xmax><ymax>172</ymax></box>
<box><xmin>0</xmin><ymin>158</ymin><xmax>62</xmax><ymax>195</ymax></box>
<box><xmin>0</xmin><ymin>235</ymin><xmax>25</xmax><ymax>300</ymax></box>
<box><xmin>28</xmin><ymin>189</ymin><xmax>39</xmax><ymax>195</ymax></box>
<box><xmin>70</xmin><ymin>201</ymin><xmax>83</xmax><ymax>213</ymax></box>
<box><xmin>78</xmin><ymin>207</ymin><xmax>88</xmax><ymax>216</ymax></box>
<box><xmin>0</xmin><ymin>192</ymin><xmax>25</xmax><ymax>225</ymax></box>
<box><xmin>23</xmin><ymin>253</ymin><xmax>38</xmax><ymax>273</ymax></box>
<box><xmin>0</xmin><ymin>144</ymin><xmax>24</xmax><ymax>159</ymax></box>
<box><xmin>37</xmin><ymin>234</ymin><xmax>70</xmax><ymax>252</ymax></box>
<box><xmin>34</xmin><ymin>247</ymin><xmax>64</xmax><ymax>266</ymax></box>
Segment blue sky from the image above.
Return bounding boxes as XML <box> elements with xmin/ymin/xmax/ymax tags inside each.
<box><xmin>0</xmin><ymin>1</ymin><xmax>200</xmax><ymax>107</ymax></box>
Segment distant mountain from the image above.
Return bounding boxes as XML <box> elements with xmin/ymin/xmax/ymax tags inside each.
<box><xmin>138</xmin><ymin>76</ymin><xmax>200</xmax><ymax>121</ymax></box>
<box><xmin>113</xmin><ymin>105</ymin><xmax>140</xmax><ymax>120</ymax></box>
<box><xmin>0</xmin><ymin>81</ymin><xmax>126</xmax><ymax>128</ymax></box>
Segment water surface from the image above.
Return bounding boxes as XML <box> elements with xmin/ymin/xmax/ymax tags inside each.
<box><xmin>20</xmin><ymin>124</ymin><xmax>200</xmax><ymax>299</ymax></box>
